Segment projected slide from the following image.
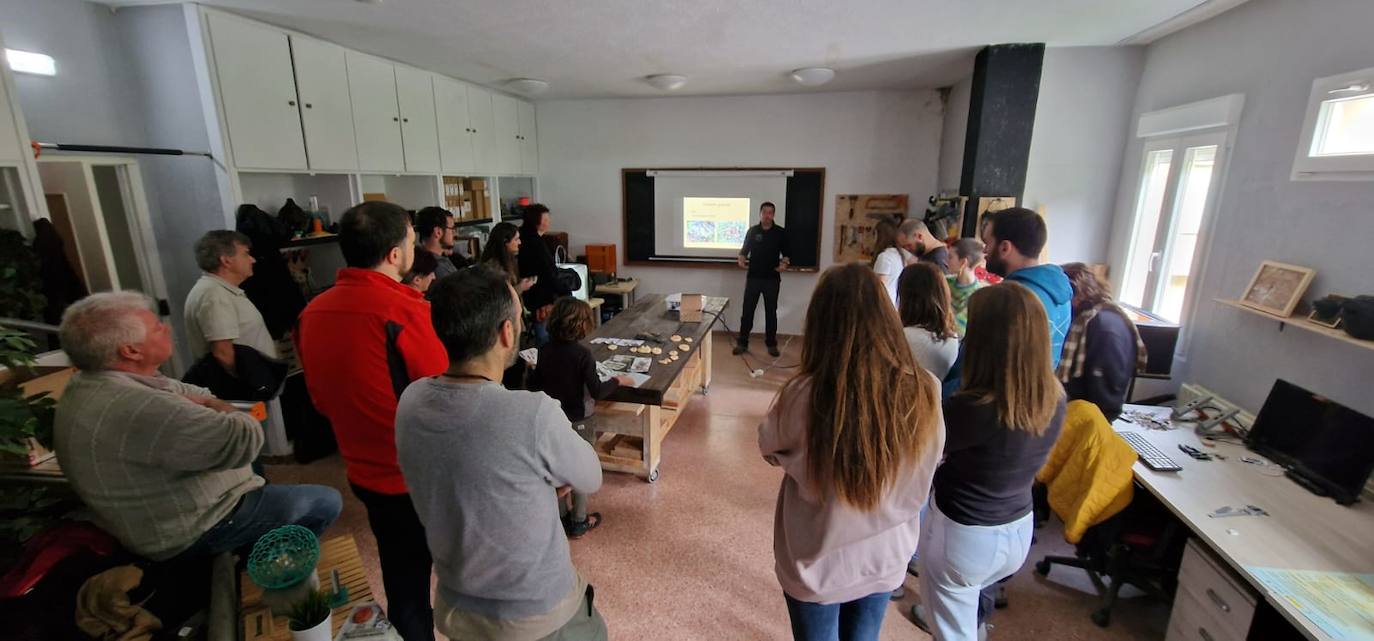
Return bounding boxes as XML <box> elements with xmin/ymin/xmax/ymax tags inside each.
<box><xmin>683</xmin><ymin>197</ymin><xmax>750</xmax><ymax>249</ymax></box>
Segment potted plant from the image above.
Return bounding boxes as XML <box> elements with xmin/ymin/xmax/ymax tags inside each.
<box><xmin>286</xmin><ymin>589</ymin><xmax>333</xmax><ymax>641</ymax></box>
<box><xmin>0</xmin><ymin>327</ymin><xmax>57</xmax><ymax>465</ymax></box>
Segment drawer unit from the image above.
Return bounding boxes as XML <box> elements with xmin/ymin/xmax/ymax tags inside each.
<box><xmin>1167</xmin><ymin>539</ymin><xmax>1258</xmax><ymax>641</ymax></box>
<box><xmin>586</xmin><ymin>243</ymin><xmax>617</xmax><ymax>275</ymax></box>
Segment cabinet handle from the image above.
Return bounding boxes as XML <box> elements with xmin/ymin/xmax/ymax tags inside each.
<box><xmin>288</xmin><ymin>100</ymin><xmax>297</xmax><ymax>106</ymax></box>
<box><xmin>305</xmin><ymin>103</ymin><xmax>313</xmax><ymax>109</ymax></box>
<box><xmin>1198</xmin><ymin>627</ymin><xmax>1214</xmax><ymax>641</ymax></box>
<box><xmin>403</xmin><ymin>118</ymin><xmax>409</xmax><ymax>122</ymax></box>
<box><xmin>1205</xmin><ymin>588</ymin><xmax>1231</xmax><ymax>613</ymax></box>
<box><xmin>393</xmin><ymin>117</ymin><xmax>399</xmax><ymax>122</ymax></box>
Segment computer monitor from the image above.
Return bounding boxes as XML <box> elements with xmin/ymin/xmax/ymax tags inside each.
<box><xmin>1247</xmin><ymin>379</ymin><xmax>1374</xmax><ymax>505</ymax></box>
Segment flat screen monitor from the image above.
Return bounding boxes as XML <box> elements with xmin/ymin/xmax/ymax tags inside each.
<box><xmin>1247</xmin><ymin>379</ymin><xmax>1374</xmax><ymax>505</ymax></box>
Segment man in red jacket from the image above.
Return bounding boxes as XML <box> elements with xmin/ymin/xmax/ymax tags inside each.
<box><xmin>296</xmin><ymin>201</ymin><xmax>447</xmax><ymax>641</ymax></box>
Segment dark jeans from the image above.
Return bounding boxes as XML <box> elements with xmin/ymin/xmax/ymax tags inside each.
<box><xmin>784</xmin><ymin>591</ymin><xmax>890</xmax><ymax>641</ymax></box>
<box><xmin>738</xmin><ymin>277</ymin><xmax>781</xmax><ymax>347</ymax></box>
<box><xmin>171</xmin><ymin>484</ymin><xmax>341</xmax><ymax>561</ymax></box>
<box><xmin>351</xmin><ymin>484</ymin><xmax>435</xmax><ymax>641</ymax></box>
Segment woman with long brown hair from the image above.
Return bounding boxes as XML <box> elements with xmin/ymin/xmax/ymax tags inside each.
<box><xmin>759</xmin><ymin>262</ymin><xmax>944</xmax><ymax>641</ymax></box>
<box><xmin>913</xmin><ymin>282</ymin><xmax>1067</xmax><ymax>641</ymax></box>
<box><xmin>897</xmin><ymin>262</ymin><xmax>960</xmax><ymax>379</ymax></box>
<box><xmin>871</xmin><ymin>218</ymin><xmax>915</xmax><ymax>307</ymax></box>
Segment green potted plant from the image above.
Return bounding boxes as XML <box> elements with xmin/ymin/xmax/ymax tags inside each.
<box><xmin>0</xmin><ymin>327</ymin><xmax>57</xmax><ymax>464</ymax></box>
<box><xmin>286</xmin><ymin>589</ymin><xmax>333</xmax><ymax>641</ymax></box>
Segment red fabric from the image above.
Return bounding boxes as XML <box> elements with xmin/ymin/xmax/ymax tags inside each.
<box><xmin>296</xmin><ymin>268</ymin><xmax>447</xmax><ymax>494</ymax></box>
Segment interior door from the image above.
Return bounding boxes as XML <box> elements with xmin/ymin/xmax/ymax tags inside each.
<box><xmin>37</xmin><ymin>162</ymin><xmax>116</xmax><ymax>292</ymax></box>
<box><xmin>395</xmin><ymin>67</ymin><xmax>441</xmax><ymax>173</ymax></box>
<box><xmin>206</xmin><ymin>13</ymin><xmax>307</xmax><ymax>170</ymax></box>
<box><xmin>346</xmin><ymin>52</ymin><xmax>405</xmax><ymax>172</ymax></box>
<box><xmin>467</xmin><ymin>86</ymin><xmax>497</xmax><ymax>173</ymax></box>
<box><xmin>491</xmin><ymin>93</ymin><xmax>521</xmax><ymax>174</ymax></box>
<box><xmin>291</xmin><ymin>36</ymin><xmax>359</xmax><ymax>171</ymax></box>
<box><xmin>434</xmin><ymin>77</ymin><xmax>475</xmax><ymax>174</ymax></box>
<box><xmin>517</xmin><ymin>100</ymin><xmax>538</xmax><ymax>174</ymax></box>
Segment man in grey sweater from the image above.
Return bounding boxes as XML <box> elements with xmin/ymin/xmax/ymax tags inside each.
<box><xmin>396</xmin><ymin>267</ymin><xmax>607</xmax><ymax>640</ymax></box>
<box><xmin>53</xmin><ymin>292</ymin><xmax>340</xmax><ymax>561</ymax></box>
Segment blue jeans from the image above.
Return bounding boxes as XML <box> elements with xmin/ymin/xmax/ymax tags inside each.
<box><xmin>173</xmin><ymin>484</ymin><xmax>342</xmax><ymax>560</ymax></box>
<box><xmin>784</xmin><ymin>591</ymin><xmax>890</xmax><ymax>641</ymax></box>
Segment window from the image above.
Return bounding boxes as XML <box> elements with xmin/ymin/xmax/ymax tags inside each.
<box><xmin>1293</xmin><ymin>66</ymin><xmax>1374</xmax><ymax>180</ymax></box>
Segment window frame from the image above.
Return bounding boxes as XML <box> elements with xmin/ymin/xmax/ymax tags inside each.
<box><xmin>1291</xmin><ymin>65</ymin><xmax>1374</xmax><ymax>181</ymax></box>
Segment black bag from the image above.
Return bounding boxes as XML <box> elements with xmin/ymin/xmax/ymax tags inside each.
<box><xmin>277</xmin><ymin>198</ymin><xmax>311</xmax><ymax>236</ymax></box>
<box><xmin>555</xmin><ymin>266</ymin><xmax>582</xmax><ymax>293</ymax></box>
<box><xmin>1340</xmin><ymin>295</ymin><xmax>1374</xmax><ymax>340</ymax></box>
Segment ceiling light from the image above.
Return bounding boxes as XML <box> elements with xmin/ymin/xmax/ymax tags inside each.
<box><xmin>506</xmin><ymin>78</ymin><xmax>549</xmax><ymax>96</ymax></box>
<box><xmin>6</xmin><ymin>49</ymin><xmax>55</xmax><ymax>77</ymax></box>
<box><xmin>790</xmin><ymin>67</ymin><xmax>835</xmax><ymax>87</ymax></box>
<box><xmin>355</xmin><ymin>0</ymin><xmax>383</xmax><ymax>4</ymax></box>
<box><xmin>644</xmin><ymin>74</ymin><xmax>688</xmax><ymax>91</ymax></box>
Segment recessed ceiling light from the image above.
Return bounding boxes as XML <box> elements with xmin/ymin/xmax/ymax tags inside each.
<box><xmin>6</xmin><ymin>49</ymin><xmax>55</xmax><ymax>77</ymax></box>
<box><xmin>790</xmin><ymin>67</ymin><xmax>835</xmax><ymax>87</ymax></box>
<box><xmin>506</xmin><ymin>78</ymin><xmax>549</xmax><ymax>96</ymax></box>
<box><xmin>355</xmin><ymin>0</ymin><xmax>384</xmax><ymax>4</ymax></box>
<box><xmin>644</xmin><ymin>74</ymin><xmax>688</xmax><ymax>91</ymax></box>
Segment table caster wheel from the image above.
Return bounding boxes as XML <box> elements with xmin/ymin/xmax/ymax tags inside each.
<box><xmin>700</xmin><ymin>385</ymin><xmax>710</xmax><ymax>396</ymax></box>
<box><xmin>1034</xmin><ymin>560</ymin><xmax>1051</xmax><ymax>576</ymax></box>
<box><xmin>1091</xmin><ymin>609</ymin><xmax>1111</xmax><ymax>628</ymax></box>
<box><xmin>646</xmin><ymin>469</ymin><xmax>660</xmax><ymax>483</ymax></box>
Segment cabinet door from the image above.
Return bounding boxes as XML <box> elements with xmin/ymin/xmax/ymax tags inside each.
<box><xmin>433</xmin><ymin>76</ymin><xmax>475</xmax><ymax>174</ymax></box>
<box><xmin>394</xmin><ymin>66</ymin><xmax>440</xmax><ymax>173</ymax></box>
<box><xmin>346</xmin><ymin>52</ymin><xmax>404</xmax><ymax>172</ymax></box>
<box><xmin>517</xmin><ymin>100</ymin><xmax>538</xmax><ymax>174</ymax></box>
<box><xmin>491</xmin><ymin>93</ymin><xmax>521</xmax><ymax>174</ymax></box>
<box><xmin>467</xmin><ymin>86</ymin><xmax>498</xmax><ymax>173</ymax></box>
<box><xmin>290</xmin><ymin>36</ymin><xmax>358</xmax><ymax>171</ymax></box>
<box><xmin>207</xmin><ymin>13</ymin><xmax>306</xmax><ymax>170</ymax></box>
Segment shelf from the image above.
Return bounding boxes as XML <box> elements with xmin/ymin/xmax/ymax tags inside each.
<box><xmin>457</xmin><ymin>217</ymin><xmax>493</xmax><ymax>228</ymax></box>
<box><xmin>1215</xmin><ymin>298</ymin><xmax>1374</xmax><ymax>352</ymax></box>
<box><xmin>280</xmin><ymin>233</ymin><xmax>339</xmax><ymax>250</ymax></box>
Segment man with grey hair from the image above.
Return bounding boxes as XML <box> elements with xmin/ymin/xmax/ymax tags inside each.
<box><xmin>185</xmin><ymin>230</ymin><xmax>276</xmax><ymax>375</ymax></box>
<box><xmin>54</xmin><ymin>292</ymin><xmax>340</xmax><ymax>561</ymax></box>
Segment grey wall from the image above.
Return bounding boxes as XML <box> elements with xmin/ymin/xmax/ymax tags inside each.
<box><xmin>938</xmin><ymin>76</ymin><xmax>972</xmax><ymax>193</ymax></box>
<box><xmin>1112</xmin><ymin>0</ymin><xmax>1374</xmax><ymax>416</ymax></box>
<box><xmin>1023</xmin><ymin>46</ymin><xmax>1144</xmax><ymax>263</ymax></box>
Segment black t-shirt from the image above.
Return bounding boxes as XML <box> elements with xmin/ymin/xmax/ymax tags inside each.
<box><xmin>933</xmin><ymin>394</ymin><xmax>1066</xmax><ymax>526</ymax></box>
<box><xmin>527</xmin><ymin>340</ymin><xmax>620</xmax><ymax>421</ymax></box>
<box><xmin>740</xmin><ymin>224</ymin><xmax>788</xmax><ymax>280</ymax></box>
<box><xmin>919</xmin><ymin>245</ymin><xmax>951</xmax><ymax>275</ymax></box>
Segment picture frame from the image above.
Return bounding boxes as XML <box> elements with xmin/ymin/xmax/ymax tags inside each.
<box><xmin>1240</xmin><ymin>261</ymin><xmax>1316</xmax><ymax>318</ymax></box>
<box><xmin>1307</xmin><ymin>309</ymin><xmax>1343</xmax><ymax>329</ymax></box>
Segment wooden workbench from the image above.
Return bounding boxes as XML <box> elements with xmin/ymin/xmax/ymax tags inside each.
<box><xmin>240</xmin><ymin>535</ymin><xmax>375</xmax><ymax>641</ymax></box>
<box><xmin>584</xmin><ymin>294</ymin><xmax>726</xmax><ymax>483</ymax></box>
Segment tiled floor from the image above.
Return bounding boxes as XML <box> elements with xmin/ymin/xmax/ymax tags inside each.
<box><xmin>266</xmin><ymin>333</ymin><xmax>1170</xmax><ymax>640</ymax></box>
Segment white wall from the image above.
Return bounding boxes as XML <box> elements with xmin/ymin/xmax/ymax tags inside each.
<box><xmin>1023</xmin><ymin>46</ymin><xmax>1144</xmax><ymax>264</ymax></box>
<box><xmin>1109</xmin><ymin>0</ymin><xmax>1374</xmax><ymax>416</ymax></box>
<box><xmin>938</xmin><ymin>77</ymin><xmax>972</xmax><ymax>193</ymax></box>
<box><xmin>537</xmin><ymin>90</ymin><xmax>944</xmax><ymax>335</ymax></box>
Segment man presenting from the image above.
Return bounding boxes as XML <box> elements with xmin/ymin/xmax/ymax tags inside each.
<box><xmin>735</xmin><ymin>201</ymin><xmax>789</xmax><ymax>357</ymax></box>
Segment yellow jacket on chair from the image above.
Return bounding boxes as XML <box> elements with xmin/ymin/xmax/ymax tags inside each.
<box><xmin>1036</xmin><ymin>400</ymin><xmax>1137</xmax><ymax>544</ymax></box>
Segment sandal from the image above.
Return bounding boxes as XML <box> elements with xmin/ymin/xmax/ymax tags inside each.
<box><xmin>567</xmin><ymin>512</ymin><xmax>602</xmax><ymax>539</ymax></box>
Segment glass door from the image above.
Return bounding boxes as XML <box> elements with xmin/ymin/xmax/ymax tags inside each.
<box><xmin>1119</xmin><ymin>132</ymin><xmax>1227</xmax><ymax>323</ymax></box>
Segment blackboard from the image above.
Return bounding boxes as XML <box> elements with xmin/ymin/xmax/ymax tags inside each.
<box><xmin>622</xmin><ymin>167</ymin><xmax>824</xmax><ymax>270</ymax></box>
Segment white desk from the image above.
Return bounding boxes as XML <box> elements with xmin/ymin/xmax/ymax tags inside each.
<box><xmin>1114</xmin><ymin>405</ymin><xmax>1374</xmax><ymax>641</ymax></box>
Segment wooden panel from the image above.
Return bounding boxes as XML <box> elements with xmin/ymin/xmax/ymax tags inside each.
<box><xmin>239</xmin><ymin>535</ymin><xmax>374</xmax><ymax>641</ymax></box>
<box><xmin>583</xmin><ymin>294</ymin><xmax>726</xmax><ymax>405</ymax></box>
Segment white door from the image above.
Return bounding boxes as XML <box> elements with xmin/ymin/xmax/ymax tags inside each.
<box><xmin>38</xmin><ymin>162</ymin><xmax>116</xmax><ymax>292</ymax></box>
<box><xmin>290</xmin><ymin>36</ymin><xmax>358</xmax><ymax>172</ymax></box>
<box><xmin>394</xmin><ymin>66</ymin><xmax>440</xmax><ymax>173</ymax></box>
<box><xmin>491</xmin><ymin>93</ymin><xmax>521</xmax><ymax>174</ymax></box>
<box><xmin>206</xmin><ymin>13</ymin><xmax>306</xmax><ymax>170</ymax></box>
<box><xmin>434</xmin><ymin>77</ymin><xmax>475</xmax><ymax>174</ymax></box>
<box><xmin>467</xmin><ymin>87</ymin><xmax>498</xmax><ymax>173</ymax></box>
<box><xmin>517</xmin><ymin>100</ymin><xmax>538</xmax><ymax>174</ymax></box>
<box><xmin>346</xmin><ymin>52</ymin><xmax>405</xmax><ymax>172</ymax></box>
<box><xmin>1119</xmin><ymin>131</ymin><xmax>1228</xmax><ymax>323</ymax></box>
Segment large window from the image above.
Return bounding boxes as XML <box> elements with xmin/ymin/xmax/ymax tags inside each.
<box><xmin>1293</xmin><ymin>66</ymin><xmax>1374</xmax><ymax>180</ymax></box>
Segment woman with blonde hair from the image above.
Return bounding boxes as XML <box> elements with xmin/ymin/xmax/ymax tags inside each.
<box><xmin>760</xmin><ymin>262</ymin><xmax>944</xmax><ymax>641</ymax></box>
<box><xmin>914</xmin><ymin>282</ymin><xmax>1067</xmax><ymax>641</ymax></box>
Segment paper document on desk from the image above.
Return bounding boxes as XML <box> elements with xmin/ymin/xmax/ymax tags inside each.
<box><xmin>1246</xmin><ymin>567</ymin><xmax>1374</xmax><ymax>640</ymax></box>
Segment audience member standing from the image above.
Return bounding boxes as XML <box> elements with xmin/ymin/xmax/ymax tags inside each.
<box><xmin>760</xmin><ymin>263</ymin><xmax>944</xmax><ymax>641</ymax></box>
<box><xmin>184</xmin><ymin>230</ymin><xmax>278</xmax><ymax>368</ymax></box>
<box><xmin>518</xmin><ymin>204</ymin><xmax>572</xmax><ymax>346</ymax></box>
<box><xmin>897</xmin><ymin>263</ymin><xmax>960</xmax><ymax>380</ymax></box>
<box><xmin>735</xmin><ymin>201</ymin><xmax>790</xmax><ymax>357</ymax></box>
<box><xmin>415</xmin><ymin>206</ymin><xmax>460</xmax><ymax>280</ymax></box>
<box><xmin>1058</xmin><ymin>263</ymin><xmax>1147</xmax><ymax>421</ymax></box>
<box><xmin>946</xmin><ymin>239</ymin><xmax>988</xmax><ymax>336</ymax></box>
<box><xmin>479</xmin><ymin>222</ymin><xmax>535</xmax><ymax>293</ymax></box>
<box><xmin>396</xmin><ymin>267</ymin><xmax>607</xmax><ymax>640</ymax></box>
<box><xmin>914</xmin><ymin>283</ymin><xmax>1067</xmax><ymax>641</ymax></box>
<box><xmin>296</xmin><ymin>202</ymin><xmax>448</xmax><ymax>641</ymax></box>
<box><xmin>55</xmin><ymin>293</ymin><xmax>339</xmax><ymax>562</ymax></box>
<box><xmin>872</xmin><ymin>218</ymin><xmax>915</xmax><ymax>308</ymax></box>
<box><xmin>980</xmin><ymin>208</ymin><xmax>1072</xmax><ymax>365</ymax></box>
<box><xmin>906</xmin><ymin>219</ymin><xmax>951</xmax><ymax>275</ymax></box>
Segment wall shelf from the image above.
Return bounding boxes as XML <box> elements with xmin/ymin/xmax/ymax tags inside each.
<box><xmin>281</xmin><ymin>233</ymin><xmax>339</xmax><ymax>250</ymax></box>
<box><xmin>1215</xmin><ymin>298</ymin><xmax>1374</xmax><ymax>352</ymax></box>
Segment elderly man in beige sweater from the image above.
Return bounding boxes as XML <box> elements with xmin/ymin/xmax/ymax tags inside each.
<box><xmin>53</xmin><ymin>292</ymin><xmax>340</xmax><ymax>561</ymax></box>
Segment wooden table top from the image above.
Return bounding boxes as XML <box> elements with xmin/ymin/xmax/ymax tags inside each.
<box><xmin>240</xmin><ymin>535</ymin><xmax>374</xmax><ymax>641</ymax></box>
<box><xmin>594</xmin><ymin>278</ymin><xmax>639</xmax><ymax>295</ymax></box>
<box><xmin>585</xmin><ymin>294</ymin><xmax>726</xmax><ymax>405</ymax></box>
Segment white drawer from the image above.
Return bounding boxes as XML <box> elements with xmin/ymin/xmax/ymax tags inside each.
<box><xmin>1167</xmin><ymin>579</ymin><xmax>1246</xmax><ymax>641</ymax></box>
<box><xmin>1174</xmin><ymin>539</ymin><xmax>1257</xmax><ymax>640</ymax></box>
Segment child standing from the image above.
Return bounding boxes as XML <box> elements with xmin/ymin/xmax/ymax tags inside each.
<box><xmin>947</xmin><ymin>238</ymin><xmax>990</xmax><ymax>336</ymax></box>
<box><xmin>529</xmin><ymin>297</ymin><xmax>633</xmax><ymax>538</ymax></box>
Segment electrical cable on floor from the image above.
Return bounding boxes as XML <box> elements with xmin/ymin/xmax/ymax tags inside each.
<box><xmin>704</xmin><ymin>308</ymin><xmax>801</xmax><ymax>378</ymax></box>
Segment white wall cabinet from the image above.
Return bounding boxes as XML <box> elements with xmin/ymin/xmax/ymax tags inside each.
<box><xmin>434</xmin><ymin>76</ymin><xmax>475</xmax><ymax>174</ymax></box>
<box><xmin>395</xmin><ymin>66</ymin><xmax>440</xmax><ymax>173</ymax></box>
<box><xmin>346</xmin><ymin>52</ymin><xmax>405</xmax><ymax>172</ymax></box>
<box><xmin>467</xmin><ymin>86</ymin><xmax>498</xmax><ymax>173</ymax></box>
<box><xmin>290</xmin><ymin>37</ymin><xmax>358</xmax><ymax>172</ymax></box>
<box><xmin>206</xmin><ymin>13</ymin><xmax>307</xmax><ymax>171</ymax></box>
<box><xmin>491</xmin><ymin>93</ymin><xmax>521</xmax><ymax>174</ymax></box>
<box><xmin>517</xmin><ymin>100</ymin><xmax>538</xmax><ymax>174</ymax></box>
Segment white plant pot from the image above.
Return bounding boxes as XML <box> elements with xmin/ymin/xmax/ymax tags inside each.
<box><xmin>289</xmin><ymin>615</ymin><xmax>331</xmax><ymax>641</ymax></box>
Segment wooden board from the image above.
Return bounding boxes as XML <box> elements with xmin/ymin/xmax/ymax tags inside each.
<box><xmin>834</xmin><ymin>194</ymin><xmax>909</xmax><ymax>263</ymax></box>
<box><xmin>240</xmin><ymin>535</ymin><xmax>374</xmax><ymax>641</ymax></box>
<box><xmin>584</xmin><ymin>294</ymin><xmax>726</xmax><ymax>406</ymax></box>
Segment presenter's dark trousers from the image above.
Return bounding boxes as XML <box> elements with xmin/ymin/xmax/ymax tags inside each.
<box><xmin>351</xmin><ymin>483</ymin><xmax>435</xmax><ymax>641</ymax></box>
<box><xmin>738</xmin><ymin>277</ymin><xmax>780</xmax><ymax>348</ymax></box>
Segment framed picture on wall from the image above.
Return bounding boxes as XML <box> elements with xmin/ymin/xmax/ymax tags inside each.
<box><xmin>1240</xmin><ymin>260</ymin><xmax>1316</xmax><ymax>318</ymax></box>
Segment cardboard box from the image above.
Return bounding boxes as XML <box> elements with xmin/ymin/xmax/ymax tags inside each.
<box><xmin>679</xmin><ymin>293</ymin><xmax>704</xmax><ymax>322</ymax></box>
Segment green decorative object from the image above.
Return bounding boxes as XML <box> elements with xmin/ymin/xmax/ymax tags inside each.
<box><xmin>247</xmin><ymin>525</ymin><xmax>320</xmax><ymax>590</ymax></box>
<box><xmin>286</xmin><ymin>588</ymin><xmax>333</xmax><ymax>633</ymax></box>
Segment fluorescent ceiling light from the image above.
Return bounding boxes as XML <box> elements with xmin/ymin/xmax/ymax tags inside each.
<box><xmin>6</xmin><ymin>49</ymin><xmax>55</xmax><ymax>77</ymax></box>
<box><xmin>644</xmin><ymin>74</ymin><xmax>688</xmax><ymax>91</ymax></box>
<box><xmin>506</xmin><ymin>78</ymin><xmax>549</xmax><ymax>96</ymax></box>
<box><xmin>790</xmin><ymin>67</ymin><xmax>835</xmax><ymax>87</ymax></box>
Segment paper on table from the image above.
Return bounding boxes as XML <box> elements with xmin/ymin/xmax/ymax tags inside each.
<box><xmin>519</xmin><ymin>348</ymin><xmax>538</xmax><ymax>366</ymax></box>
<box><xmin>1246</xmin><ymin>567</ymin><xmax>1374</xmax><ymax>641</ymax></box>
<box><xmin>621</xmin><ymin>373</ymin><xmax>651</xmax><ymax>388</ymax></box>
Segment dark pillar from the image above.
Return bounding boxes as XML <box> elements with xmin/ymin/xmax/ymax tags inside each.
<box><xmin>959</xmin><ymin>43</ymin><xmax>1044</xmax><ymax>237</ymax></box>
